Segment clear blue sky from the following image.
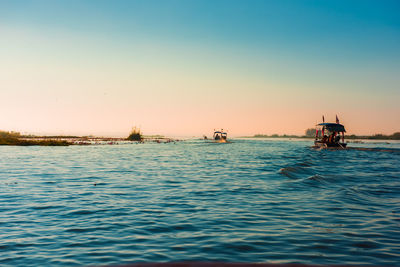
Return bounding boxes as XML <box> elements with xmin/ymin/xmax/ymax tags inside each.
<box><xmin>1</xmin><ymin>0</ymin><xmax>399</xmax><ymax>136</ymax></box>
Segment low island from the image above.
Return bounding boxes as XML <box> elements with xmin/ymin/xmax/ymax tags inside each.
<box><xmin>0</xmin><ymin>128</ymin><xmax>177</xmax><ymax>146</ymax></box>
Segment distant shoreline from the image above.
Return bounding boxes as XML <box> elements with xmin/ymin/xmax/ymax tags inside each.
<box><xmin>2</xmin><ymin>130</ymin><xmax>400</xmax><ymax>146</ymax></box>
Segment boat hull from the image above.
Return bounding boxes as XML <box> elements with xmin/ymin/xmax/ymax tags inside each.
<box><xmin>314</xmin><ymin>141</ymin><xmax>347</xmax><ymax>148</ymax></box>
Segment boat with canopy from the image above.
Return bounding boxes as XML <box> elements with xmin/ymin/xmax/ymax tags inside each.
<box><xmin>213</xmin><ymin>129</ymin><xmax>228</xmax><ymax>142</ymax></box>
<box><xmin>314</xmin><ymin>116</ymin><xmax>347</xmax><ymax>148</ymax></box>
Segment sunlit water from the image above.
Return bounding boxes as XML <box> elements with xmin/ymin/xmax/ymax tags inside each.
<box><xmin>1</xmin><ymin>139</ymin><xmax>399</xmax><ymax>266</ymax></box>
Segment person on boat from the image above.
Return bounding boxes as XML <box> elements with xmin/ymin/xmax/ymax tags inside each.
<box><xmin>221</xmin><ymin>132</ymin><xmax>227</xmax><ymax>140</ymax></box>
<box><xmin>328</xmin><ymin>134</ymin><xmax>334</xmax><ymax>144</ymax></box>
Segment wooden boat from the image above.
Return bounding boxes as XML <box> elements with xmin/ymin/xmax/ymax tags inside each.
<box><xmin>314</xmin><ymin>116</ymin><xmax>347</xmax><ymax>148</ymax></box>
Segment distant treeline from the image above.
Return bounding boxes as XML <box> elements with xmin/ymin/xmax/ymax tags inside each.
<box><xmin>346</xmin><ymin>133</ymin><xmax>400</xmax><ymax>140</ymax></box>
<box><xmin>251</xmin><ymin>130</ymin><xmax>400</xmax><ymax>140</ymax></box>
<box><xmin>253</xmin><ymin>134</ymin><xmax>301</xmax><ymax>138</ymax></box>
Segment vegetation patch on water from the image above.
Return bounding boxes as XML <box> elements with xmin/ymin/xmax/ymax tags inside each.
<box><xmin>0</xmin><ymin>131</ymin><xmax>70</xmax><ymax>146</ymax></box>
<box><xmin>127</xmin><ymin>126</ymin><xmax>143</xmax><ymax>141</ymax></box>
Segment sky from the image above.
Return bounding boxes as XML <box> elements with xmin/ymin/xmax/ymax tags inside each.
<box><xmin>0</xmin><ymin>0</ymin><xmax>399</xmax><ymax>137</ymax></box>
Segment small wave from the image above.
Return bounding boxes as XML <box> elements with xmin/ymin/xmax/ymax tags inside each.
<box><xmin>298</xmin><ymin>161</ymin><xmax>313</xmax><ymax>167</ymax></box>
<box><xmin>31</xmin><ymin>205</ymin><xmax>62</xmax><ymax>210</ymax></box>
<box><xmin>65</xmin><ymin>226</ymin><xmax>111</xmax><ymax>233</ymax></box>
<box><xmin>353</xmin><ymin>241</ymin><xmax>380</xmax><ymax>249</ymax></box>
<box><xmin>65</xmin><ymin>239</ymin><xmax>113</xmax><ymax>248</ymax></box>
<box><xmin>221</xmin><ymin>242</ymin><xmax>259</xmax><ymax>253</ymax></box>
<box><xmin>279</xmin><ymin>165</ymin><xmax>313</xmax><ymax>179</ymax></box>
<box><xmin>145</xmin><ymin>223</ymin><xmax>198</xmax><ymax>234</ymax></box>
<box><xmin>306</xmin><ymin>174</ymin><xmax>326</xmax><ymax>182</ymax></box>
<box><xmin>65</xmin><ymin>228</ymin><xmax>96</xmax><ymax>233</ymax></box>
<box><xmin>336</xmin><ymin>186</ymin><xmax>375</xmax><ymax>206</ymax></box>
<box><xmin>65</xmin><ymin>209</ymin><xmax>103</xmax><ymax>216</ymax></box>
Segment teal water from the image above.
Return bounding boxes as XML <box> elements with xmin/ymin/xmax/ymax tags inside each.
<box><xmin>0</xmin><ymin>139</ymin><xmax>399</xmax><ymax>266</ymax></box>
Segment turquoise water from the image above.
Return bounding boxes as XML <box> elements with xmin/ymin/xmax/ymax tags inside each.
<box><xmin>0</xmin><ymin>139</ymin><xmax>399</xmax><ymax>266</ymax></box>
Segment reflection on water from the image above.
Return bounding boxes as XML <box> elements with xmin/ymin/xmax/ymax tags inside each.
<box><xmin>0</xmin><ymin>139</ymin><xmax>399</xmax><ymax>266</ymax></box>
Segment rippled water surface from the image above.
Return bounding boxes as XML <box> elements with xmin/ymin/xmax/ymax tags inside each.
<box><xmin>1</xmin><ymin>139</ymin><xmax>400</xmax><ymax>266</ymax></box>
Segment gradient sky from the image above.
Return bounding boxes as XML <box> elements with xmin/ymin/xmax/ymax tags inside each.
<box><xmin>1</xmin><ymin>0</ymin><xmax>399</xmax><ymax>137</ymax></box>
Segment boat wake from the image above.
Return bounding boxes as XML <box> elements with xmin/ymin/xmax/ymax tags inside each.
<box><xmin>347</xmin><ymin>147</ymin><xmax>400</xmax><ymax>154</ymax></box>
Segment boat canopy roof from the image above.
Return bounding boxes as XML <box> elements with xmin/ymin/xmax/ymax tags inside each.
<box><xmin>317</xmin><ymin>123</ymin><xmax>346</xmax><ymax>132</ymax></box>
<box><xmin>214</xmin><ymin>131</ymin><xmax>222</xmax><ymax>134</ymax></box>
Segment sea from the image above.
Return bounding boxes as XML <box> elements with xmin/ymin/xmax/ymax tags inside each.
<box><xmin>0</xmin><ymin>139</ymin><xmax>399</xmax><ymax>266</ymax></box>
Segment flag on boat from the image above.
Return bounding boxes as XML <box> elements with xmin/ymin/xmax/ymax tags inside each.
<box><xmin>322</xmin><ymin>115</ymin><xmax>325</xmax><ymax>123</ymax></box>
<box><xmin>336</xmin><ymin>115</ymin><xmax>339</xmax><ymax>124</ymax></box>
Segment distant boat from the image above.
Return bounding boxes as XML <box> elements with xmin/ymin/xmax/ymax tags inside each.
<box><xmin>213</xmin><ymin>129</ymin><xmax>228</xmax><ymax>143</ymax></box>
<box><xmin>314</xmin><ymin>116</ymin><xmax>347</xmax><ymax>148</ymax></box>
